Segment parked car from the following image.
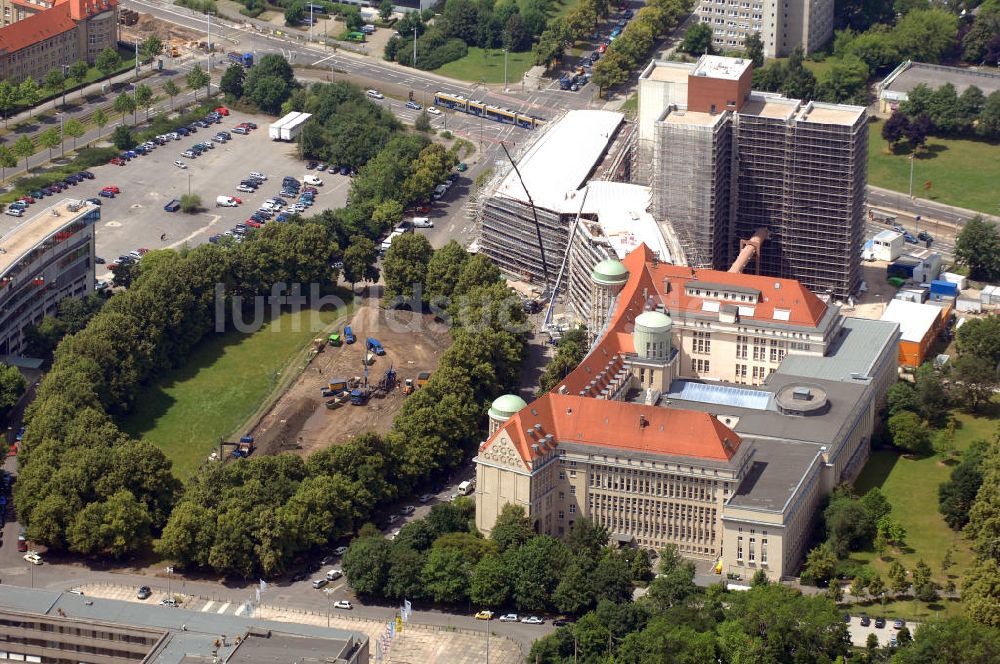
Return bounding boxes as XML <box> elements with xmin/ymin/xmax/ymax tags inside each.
<box><xmin>400</xmin><ymin>505</ymin><xmax>415</xmax><ymax>515</ymax></box>
<box><xmin>325</xmin><ymin>568</ymin><xmax>343</xmax><ymax>581</ymax></box>
<box><xmin>418</xmin><ymin>493</ymin><xmax>432</xmax><ymax>503</ymax></box>
<box><xmin>366</xmin><ymin>89</ymin><xmax>384</xmax><ymax>99</ymax></box>
<box><xmin>232</xmin><ymin>126</ymin><xmax>249</xmax><ymax>135</ymax></box>
<box><xmin>304</xmin><ymin>174</ymin><xmax>323</xmax><ymax>186</ymax></box>
<box><xmin>499</xmin><ymin>614</ymin><xmax>519</xmax><ymax>623</ymax></box>
<box><xmin>917</xmin><ymin>231</ymin><xmax>933</xmax><ymax>242</ymax></box>
<box><xmin>307</xmin><ymin>161</ymin><xmax>318</xmax><ymax>170</ymax></box>
<box><xmin>102</xmin><ymin>185</ymin><xmax>120</xmax><ymax>194</ymax></box>
<box><xmin>893</xmin><ymin>619</ymin><xmax>905</xmax><ymax>629</ymax></box>
<box><xmin>137</xmin><ymin>586</ymin><xmax>152</xmax><ymax>599</ymax></box>
<box><xmin>174</xmin><ymin>160</ymin><xmax>187</xmax><ymax>169</ymax></box>
<box><xmin>160</xmin><ymin>598</ymin><xmax>178</xmax><ymax>607</ymax></box>
<box><xmin>23</xmin><ymin>552</ymin><xmax>42</xmax><ymax>565</ymax></box>
<box><xmin>98</xmin><ymin>190</ymin><xmax>115</xmax><ymax>198</ymax></box>
<box><xmin>860</xmin><ymin>615</ymin><xmax>871</xmax><ymax>627</ymax></box>
<box><xmin>427</xmin><ymin>106</ymin><xmax>442</xmax><ymax>115</ymax></box>
<box><xmin>312</xmin><ymin>578</ymin><xmax>328</xmax><ymax>589</ymax></box>
<box><xmin>474</xmin><ymin>610</ymin><xmax>494</xmax><ymax>620</ymax></box>
<box><xmin>333</xmin><ymin>600</ymin><xmax>353</xmax><ymax>610</ymax></box>
<box><xmin>875</xmin><ymin>617</ymin><xmax>886</xmax><ymax>629</ymax></box>
<box><xmin>521</xmin><ymin>616</ymin><xmax>544</xmax><ymax>625</ymax></box>
<box><xmin>405</xmin><ymin>101</ymin><xmax>422</xmax><ymax>110</ymax></box>
<box><xmin>79</xmin><ymin>171</ymin><xmax>94</xmax><ymax>179</ymax></box>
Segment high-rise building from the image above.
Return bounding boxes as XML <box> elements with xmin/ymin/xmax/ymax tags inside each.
<box><xmin>641</xmin><ymin>56</ymin><xmax>867</xmax><ymax>300</ymax></box>
<box><xmin>694</xmin><ymin>0</ymin><xmax>834</xmax><ymax>58</ymax></box>
<box><xmin>0</xmin><ymin>198</ymin><xmax>99</xmax><ymax>356</ymax></box>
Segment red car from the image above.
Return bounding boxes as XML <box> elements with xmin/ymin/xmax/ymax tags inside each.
<box><xmin>102</xmin><ymin>185</ymin><xmax>120</xmax><ymax>194</ymax></box>
<box><xmin>231</xmin><ymin>197</ymin><xmax>242</xmax><ymax>204</ymax></box>
<box><xmin>137</xmin><ymin>247</ymin><xmax>149</xmax><ymax>255</ymax></box>
<box><xmin>109</xmin><ymin>157</ymin><xmax>126</xmax><ymax>166</ymax></box>
<box><xmin>246</xmin><ymin>220</ymin><xmax>262</xmax><ymax>228</ymax></box>
<box><xmin>215</xmin><ymin>106</ymin><xmax>230</xmax><ymax>116</ymax></box>
<box><xmin>415</xmin><ymin>205</ymin><xmax>431</xmax><ymax>213</ymax></box>
<box><xmin>7</xmin><ymin>443</ymin><xmax>17</xmax><ymax>456</ymax></box>
<box><xmin>597</xmin><ymin>43</ymin><xmax>607</xmax><ymax>54</ymax></box>
<box><xmin>18</xmin><ymin>196</ymin><xmax>34</xmax><ymax>204</ymax></box>
<box><xmin>17</xmin><ymin>539</ymin><xmax>27</xmax><ymax>552</ymax></box>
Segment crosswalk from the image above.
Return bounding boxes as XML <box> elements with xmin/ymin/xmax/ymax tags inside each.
<box><xmin>80</xmin><ymin>584</ymin><xmax>248</xmax><ymax>616</ymax></box>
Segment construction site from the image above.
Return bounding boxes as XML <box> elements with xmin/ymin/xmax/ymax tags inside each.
<box><xmin>118</xmin><ymin>11</ymin><xmax>227</xmax><ymax>60</ymax></box>
<box><xmin>245</xmin><ymin>301</ymin><xmax>451</xmax><ymax>458</ymax></box>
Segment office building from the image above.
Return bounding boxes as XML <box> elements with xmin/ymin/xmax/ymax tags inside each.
<box><xmin>0</xmin><ymin>0</ymin><xmax>118</xmax><ymax>83</ymax></box>
<box><xmin>640</xmin><ymin>55</ymin><xmax>868</xmax><ymax>300</ymax></box>
<box><xmin>0</xmin><ymin>586</ymin><xmax>369</xmax><ymax>664</ymax></box>
<box><xmin>694</xmin><ymin>0</ymin><xmax>833</xmax><ymax>57</ymax></box>
<box><xmin>475</xmin><ymin>245</ymin><xmax>899</xmax><ymax>579</ymax></box>
<box><xmin>0</xmin><ymin>198</ymin><xmax>98</xmax><ymax>357</ymax></box>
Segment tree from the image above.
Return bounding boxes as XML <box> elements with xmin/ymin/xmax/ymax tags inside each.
<box><xmin>0</xmin><ymin>146</ymin><xmax>16</xmax><ymax>182</ymax></box>
<box><xmin>553</xmin><ymin>561</ymin><xmax>594</xmax><ymax>614</ymax></box>
<box><xmin>951</xmin><ymin>353</ymin><xmax>999</xmax><ymax>412</ymax></box>
<box><xmin>979</xmin><ymin>90</ymin><xmax>1000</xmax><ymax>138</ymax></box>
<box><xmin>285</xmin><ymin>1</ymin><xmax>305</xmax><ymax>26</ymax></box>
<box><xmin>163</xmin><ymin>79</ymin><xmax>180</xmax><ymax>109</ymax></box>
<box><xmin>801</xmin><ymin>543</ymin><xmax>838</xmax><ymax>586</ymax></box>
<box><xmin>186</xmin><ymin>64</ymin><xmax>210</xmax><ymax>99</ymax></box>
<box><xmin>825</xmin><ymin>493</ymin><xmax>875</xmax><ymax>556</ymax></box>
<box><xmin>244</xmin><ymin>74</ymin><xmax>289</xmax><ymax>114</ymax></box>
<box><xmin>422</xmin><ymin>544</ymin><xmax>475</xmax><ymax>604</ymax></box>
<box><xmin>92</xmin><ymin>107</ymin><xmax>109</xmax><ymax>142</ymax></box>
<box><xmin>744</xmin><ymin>31</ymin><xmax>764</xmax><ymax>68</ymax></box>
<box><xmin>868</xmin><ymin>574</ymin><xmax>886</xmax><ymax>604</ymax></box>
<box><xmin>18</xmin><ymin>78</ymin><xmax>40</xmax><ymax>117</ymax></box>
<box><xmin>179</xmin><ymin>194</ymin><xmax>202</xmax><ymax>213</ymax></box>
<box><xmin>887</xmin><ymin>381</ymin><xmax>918</xmax><ymax>416</ymax></box>
<box><xmin>888</xmin><ymin>411</ymin><xmax>932</xmax><ymax>455</ymax></box>
<box><xmin>134</xmin><ymin>84</ymin><xmax>156</xmax><ymax>121</ymax></box>
<box><xmin>894</xmin><ymin>617</ymin><xmax>1000</xmax><ymax>663</ymax></box>
<box><xmin>12</xmin><ymin>135</ymin><xmax>35</xmax><ymax>170</ymax></box>
<box><xmin>963</xmin><ymin>557</ymin><xmax>1000</xmax><ymax>627</ymax></box>
<box><xmin>888</xmin><ymin>560</ymin><xmax>909</xmax><ymax>597</ymax></box>
<box><xmin>425</xmin><ymin>240</ymin><xmax>469</xmax><ymax>308</ymax></box>
<box><xmin>342</xmin><ymin>235</ymin><xmax>380</xmax><ymax>292</ymax></box>
<box><xmin>43</xmin><ymin>68</ymin><xmax>66</xmax><ymax>101</ymax></box>
<box><xmin>892</xmin><ymin>8</ymin><xmax>959</xmax><ymax>64</ymax></box>
<box><xmin>140</xmin><ymin>35</ymin><xmax>164</xmax><ymax>62</ymax></box>
<box><xmin>414</xmin><ymin>110</ymin><xmax>432</xmax><ymax>132</ymax></box>
<box><xmin>68</xmin><ymin>60</ymin><xmax>88</xmax><ymax>98</ymax></box>
<box><xmin>490</xmin><ymin>503</ymin><xmax>534</xmax><ymax>553</ymax></box>
<box><xmin>343</xmin><ymin>537</ymin><xmax>392</xmax><ymax>596</ymax></box>
<box><xmin>850</xmin><ymin>576</ymin><xmax>868</xmax><ymax>602</ymax></box>
<box><xmin>111</xmin><ymin>125</ymin><xmax>136</xmax><ymax>151</ymax></box>
<box><xmin>384</xmin><ymin>545</ymin><xmax>426</xmax><ymax>600</ymax></box>
<box><xmin>955</xmin><ymin>216</ymin><xmax>1000</xmax><ymax>282</ymax></box>
<box><xmin>383</xmin><ymin>232</ymin><xmax>433</xmax><ymax>305</ymax></box>
<box><xmin>0</xmin><ymin>363</ymin><xmax>26</xmax><ymax>414</ymax></box>
<box><xmin>905</xmin><ymin>112</ymin><xmax>932</xmax><ymax>151</ymax></box>
<box><xmin>912</xmin><ymin>558</ymin><xmax>937</xmax><ymax>602</ymax></box>
<box><xmin>0</xmin><ymin>80</ymin><xmax>17</xmax><ymax>127</ymax></box>
<box><xmin>681</xmin><ymin>22</ymin><xmax>714</xmax><ymax>55</ymax></box>
<box><xmin>647</xmin><ymin>547</ymin><xmax>697</xmax><ymax>610</ymax></box>
<box><xmin>95</xmin><ymin>47</ymin><xmax>122</xmax><ymax>78</ymax></box>
<box><xmin>220</xmin><ymin>64</ymin><xmax>246</xmax><ymax>99</ymax></box>
<box><xmin>914</xmin><ymin>363</ymin><xmax>949</xmax><ymax>425</ymax></box>
<box><xmin>818</xmin><ymin>55</ymin><xmax>869</xmax><ymax>104</ymax></box>
<box><xmin>876</xmin><ymin>516</ymin><xmax>907</xmax><ymax>552</ymax></box>
<box><xmin>63</xmin><ymin>118</ymin><xmax>85</xmax><ymax>149</ymax></box>
<box><xmin>469</xmin><ymin>552</ymin><xmax>511</xmax><ymax>607</ymax></box>
<box><xmin>112</xmin><ymin>92</ymin><xmax>136</xmax><ymax>125</ymax></box>
<box><xmin>939</xmin><ymin>442</ymin><xmax>986</xmax><ymax>529</ymax></box>
<box><xmin>379</xmin><ymin>0</ymin><xmax>393</xmax><ymax>22</ymax></box>
<box><xmin>38</xmin><ymin>127</ymin><xmax>61</xmax><ymax>159</ymax></box>
<box><xmin>590</xmin><ymin>48</ymin><xmax>630</xmax><ymax>96</ymax></box>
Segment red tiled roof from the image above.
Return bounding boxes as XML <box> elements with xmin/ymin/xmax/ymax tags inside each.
<box><xmin>0</xmin><ymin>0</ymin><xmax>116</xmax><ymax>56</ymax></box>
<box><xmin>491</xmin><ymin>393</ymin><xmax>741</xmax><ymax>463</ymax></box>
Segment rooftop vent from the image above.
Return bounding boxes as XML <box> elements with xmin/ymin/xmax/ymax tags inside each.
<box><xmin>792</xmin><ymin>387</ymin><xmax>813</xmax><ymax>401</ymax></box>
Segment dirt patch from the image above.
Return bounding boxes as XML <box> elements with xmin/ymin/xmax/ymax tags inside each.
<box><xmin>249</xmin><ymin>295</ymin><xmax>451</xmax><ymax>457</ymax></box>
<box><xmin>120</xmin><ymin>14</ymin><xmax>207</xmax><ymax>57</ymax></box>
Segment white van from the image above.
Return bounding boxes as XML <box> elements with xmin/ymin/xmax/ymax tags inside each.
<box><xmin>412</xmin><ymin>217</ymin><xmax>433</xmax><ymax>228</ymax></box>
<box><xmin>380</xmin><ymin>230</ymin><xmax>404</xmax><ymax>254</ymax></box>
<box><xmin>457</xmin><ymin>480</ymin><xmax>474</xmax><ymax>496</ymax></box>
<box><xmin>216</xmin><ymin>196</ymin><xmax>238</xmax><ymax>207</ymax></box>
<box><xmin>325</xmin><ymin>568</ymin><xmax>343</xmax><ymax>581</ymax></box>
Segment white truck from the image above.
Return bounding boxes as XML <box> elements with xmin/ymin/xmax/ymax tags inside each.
<box><xmin>216</xmin><ymin>196</ymin><xmax>238</xmax><ymax>207</ymax></box>
<box><xmin>379</xmin><ymin>230</ymin><xmax>404</xmax><ymax>255</ymax></box>
<box><xmin>457</xmin><ymin>480</ymin><xmax>475</xmax><ymax>496</ymax></box>
<box><xmin>269</xmin><ymin>111</ymin><xmax>313</xmax><ymax>141</ymax></box>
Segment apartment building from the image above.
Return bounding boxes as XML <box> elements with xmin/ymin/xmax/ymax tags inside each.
<box><xmin>640</xmin><ymin>56</ymin><xmax>868</xmax><ymax>300</ymax></box>
<box><xmin>475</xmin><ymin>245</ymin><xmax>899</xmax><ymax>579</ymax></box>
<box><xmin>0</xmin><ymin>0</ymin><xmax>118</xmax><ymax>83</ymax></box>
<box><xmin>0</xmin><ymin>198</ymin><xmax>98</xmax><ymax>357</ymax></box>
<box><xmin>695</xmin><ymin>0</ymin><xmax>833</xmax><ymax>57</ymax></box>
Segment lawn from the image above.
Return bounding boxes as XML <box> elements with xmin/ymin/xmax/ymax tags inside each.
<box><xmin>767</xmin><ymin>56</ymin><xmax>835</xmax><ymax>80</ymax></box>
<box><xmin>434</xmin><ymin>48</ymin><xmax>537</xmax><ymax>85</ymax></box>
<box><xmin>122</xmin><ymin>306</ymin><xmax>350</xmax><ymax>479</ymax></box>
<box><xmin>868</xmin><ymin>118</ymin><xmax>1000</xmax><ymax>215</ymax></box>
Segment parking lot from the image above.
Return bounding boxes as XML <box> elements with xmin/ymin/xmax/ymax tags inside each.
<box><xmin>77</xmin><ymin>108</ymin><xmax>351</xmax><ymax>282</ymax></box>
<box><xmin>846</xmin><ymin>614</ymin><xmax>916</xmax><ymax>648</ymax></box>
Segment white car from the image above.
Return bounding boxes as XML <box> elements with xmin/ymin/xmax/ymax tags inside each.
<box><xmin>24</xmin><ymin>552</ymin><xmax>43</xmax><ymax>565</ymax></box>
<box><xmin>174</xmin><ymin>160</ymin><xmax>187</xmax><ymax>169</ymax></box>
<box><xmin>426</xmin><ymin>106</ymin><xmax>442</xmax><ymax>115</ymax></box>
<box><xmin>400</xmin><ymin>505</ymin><xmax>415</xmax><ymax>515</ymax></box>
<box><xmin>333</xmin><ymin>600</ymin><xmax>353</xmax><ymax>610</ymax></box>
<box><xmin>366</xmin><ymin>89</ymin><xmax>384</xmax><ymax>99</ymax></box>
<box><xmin>333</xmin><ymin>546</ymin><xmax>348</xmax><ymax>556</ymax></box>
<box><xmin>412</xmin><ymin>217</ymin><xmax>433</xmax><ymax>228</ymax></box>
<box><xmin>303</xmin><ymin>174</ymin><xmax>323</xmax><ymax>186</ymax></box>
<box><xmin>499</xmin><ymin>613</ymin><xmax>519</xmax><ymax>622</ymax></box>
<box><xmin>249</xmin><ymin>171</ymin><xmax>267</xmax><ymax>180</ymax></box>
<box><xmin>520</xmin><ymin>616</ymin><xmax>544</xmax><ymax>625</ymax></box>
<box><xmin>388</xmin><ymin>529</ymin><xmax>401</xmax><ymax>540</ymax></box>
<box><xmin>418</xmin><ymin>493</ymin><xmax>433</xmax><ymax>503</ymax></box>
<box><xmin>325</xmin><ymin>568</ymin><xmax>343</xmax><ymax>581</ymax></box>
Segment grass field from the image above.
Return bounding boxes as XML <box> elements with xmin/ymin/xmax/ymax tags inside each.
<box><xmin>122</xmin><ymin>306</ymin><xmax>349</xmax><ymax>479</ymax></box>
<box><xmin>434</xmin><ymin>48</ymin><xmax>537</xmax><ymax>85</ymax></box>
<box><xmin>767</xmin><ymin>56</ymin><xmax>835</xmax><ymax>80</ymax></box>
<box><xmin>847</xmin><ymin>402</ymin><xmax>999</xmax><ymax>619</ymax></box>
<box><xmin>868</xmin><ymin>118</ymin><xmax>1000</xmax><ymax>215</ymax></box>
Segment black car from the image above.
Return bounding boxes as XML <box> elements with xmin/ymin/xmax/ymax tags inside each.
<box><xmin>79</xmin><ymin>171</ymin><xmax>95</xmax><ymax>179</ymax></box>
<box><xmin>95</xmin><ymin>256</ymin><xmax>106</xmax><ymax>264</ymax></box>
<box><xmin>860</xmin><ymin>615</ymin><xmax>871</xmax><ymax>627</ymax></box>
<box><xmin>86</xmin><ymin>197</ymin><xmax>102</xmax><ymax>206</ymax></box>
<box><xmin>843</xmin><ymin>613</ymin><xmax>851</xmax><ymax>623</ymax></box>
<box><xmin>917</xmin><ymin>230</ymin><xmax>933</xmax><ymax>242</ymax></box>
<box><xmin>177</xmin><ymin>127</ymin><xmax>190</xmax><ymax>136</ymax></box>
<box><xmin>552</xmin><ymin>618</ymin><xmax>570</xmax><ymax>627</ymax></box>
<box><xmin>874</xmin><ymin>617</ymin><xmax>886</xmax><ymax>629</ymax></box>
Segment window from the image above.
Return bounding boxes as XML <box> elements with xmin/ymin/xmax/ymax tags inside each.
<box><xmin>737</xmin><ymin>536</ymin><xmax>743</xmax><ymax>561</ymax></box>
<box><xmin>761</xmin><ymin>537</ymin><xmax>768</xmax><ymax>564</ymax></box>
<box><xmin>693</xmin><ymin>331</ymin><xmax>711</xmax><ymax>354</ymax></box>
<box><xmin>570</xmin><ymin>485</ymin><xmax>576</xmax><ymax>495</ymax></box>
<box><xmin>559</xmin><ymin>511</ymin><xmax>564</xmax><ymax>519</ymax></box>
<box><xmin>736</xmin><ymin>335</ymin><xmax>748</xmax><ymax>359</ymax></box>
<box><xmin>569</xmin><ymin>505</ymin><xmax>576</xmax><ymax>513</ymax></box>
<box><xmin>748</xmin><ymin>537</ymin><xmax>756</xmax><ymax>562</ymax></box>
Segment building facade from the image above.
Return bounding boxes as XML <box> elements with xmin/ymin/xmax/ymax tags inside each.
<box><xmin>695</xmin><ymin>0</ymin><xmax>833</xmax><ymax>57</ymax></box>
<box><xmin>0</xmin><ymin>0</ymin><xmax>118</xmax><ymax>83</ymax></box>
<box><xmin>641</xmin><ymin>56</ymin><xmax>868</xmax><ymax>300</ymax></box>
<box><xmin>0</xmin><ymin>198</ymin><xmax>98</xmax><ymax>357</ymax></box>
<box><xmin>475</xmin><ymin>245</ymin><xmax>899</xmax><ymax>579</ymax></box>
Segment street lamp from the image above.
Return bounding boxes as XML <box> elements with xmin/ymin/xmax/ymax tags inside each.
<box><xmin>503</xmin><ymin>49</ymin><xmax>508</xmax><ymax>92</ymax></box>
<box><xmin>413</xmin><ymin>27</ymin><xmax>418</xmax><ymax>68</ymax></box>
<box><xmin>58</xmin><ymin>113</ymin><xmax>65</xmax><ymax>158</ymax></box>
<box><xmin>187</xmin><ymin>172</ymin><xmax>192</xmax><ymax>196</ymax></box>
<box><xmin>61</xmin><ymin>64</ymin><xmax>69</xmax><ymax>107</ymax></box>
<box><xmin>323</xmin><ymin>588</ymin><xmax>336</xmax><ymax>628</ymax></box>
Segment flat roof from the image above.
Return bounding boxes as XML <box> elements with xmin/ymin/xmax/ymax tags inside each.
<box><xmin>777</xmin><ymin>317</ymin><xmax>899</xmax><ymax>382</ymax></box>
<box><xmin>740</xmin><ymin>94</ymin><xmax>798</xmax><ymax>120</ymax></box>
<box><xmin>576</xmin><ymin>180</ymin><xmax>671</xmax><ymax>262</ymax></box>
<box><xmin>727</xmin><ymin>439</ymin><xmax>821</xmax><ymax>512</ymax></box>
<box><xmin>798</xmin><ymin>101</ymin><xmax>865</xmax><ymax>127</ymax></box>
<box><xmin>495</xmin><ymin>110</ymin><xmax>623</xmax><ymax>211</ymax></box>
<box><xmin>0</xmin><ymin>198</ymin><xmax>96</xmax><ymax>276</ymax></box>
<box><xmin>881</xmin><ymin>299</ymin><xmax>942</xmax><ymax>343</ymax></box>
<box><xmin>883</xmin><ymin>61</ymin><xmax>1000</xmax><ymax>98</ymax></box>
<box><xmin>874</xmin><ymin>229</ymin><xmax>901</xmax><ymax>242</ymax></box>
<box><xmin>644</xmin><ymin>60</ymin><xmax>694</xmax><ymax>83</ymax></box>
<box><xmin>660</xmin><ymin>107</ymin><xmax>727</xmax><ymax>127</ymax></box>
<box><xmin>693</xmin><ymin>54</ymin><xmax>751</xmax><ymax>81</ymax></box>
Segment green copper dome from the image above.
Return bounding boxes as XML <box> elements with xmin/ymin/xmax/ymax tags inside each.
<box><xmin>489</xmin><ymin>394</ymin><xmax>528</xmax><ymax>421</ymax></box>
<box><xmin>591</xmin><ymin>259</ymin><xmax>629</xmax><ymax>286</ymax></box>
<box><xmin>635</xmin><ymin>310</ymin><xmax>672</xmax><ymax>332</ymax></box>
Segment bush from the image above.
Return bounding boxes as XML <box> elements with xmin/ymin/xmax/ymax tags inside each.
<box><xmin>179</xmin><ymin>193</ymin><xmax>201</xmax><ymax>213</ymax></box>
<box><xmin>111</xmin><ymin>125</ymin><xmax>136</xmax><ymax>150</ymax></box>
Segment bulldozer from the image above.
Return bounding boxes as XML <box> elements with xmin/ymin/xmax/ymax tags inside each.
<box><xmin>402</xmin><ymin>378</ymin><xmax>415</xmax><ymax>395</ymax></box>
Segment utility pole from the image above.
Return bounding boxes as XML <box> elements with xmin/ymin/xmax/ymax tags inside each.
<box><xmin>503</xmin><ymin>49</ymin><xmax>508</xmax><ymax>92</ymax></box>
<box><xmin>908</xmin><ymin>154</ymin><xmax>914</xmax><ymax>200</ymax></box>
<box><xmin>61</xmin><ymin>64</ymin><xmax>68</xmax><ymax>107</ymax></box>
<box><xmin>309</xmin><ymin>3</ymin><xmax>313</xmax><ymax>44</ymax></box>
<box><xmin>59</xmin><ymin>113</ymin><xmax>64</xmax><ymax>158</ymax></box>
<box><xmin>485</xmin><ymin>615</ymin><xmax>490</xmax><ymax>664</ymax></box>
<box><xmin>412</xmin><ymin>27</ymin><xmax>418</xmax><ymax>68</ymax></box>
